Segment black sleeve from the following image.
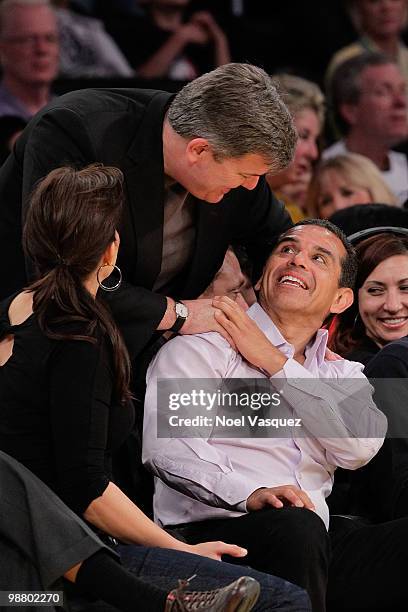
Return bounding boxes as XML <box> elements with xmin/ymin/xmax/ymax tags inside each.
<box><xmin>231</xmin><ymin>177</ymin><xmax>292</xmax><ymax>281</ymax></box>
<box><xmin>49</xmin><ymin>338</ymin><xmax>113</xmax><ymax>515</ymax></box>
<box><xmin>362</xmin><ymin>353</ymin><xmax>408</xmax><ymax>520</ymax></box>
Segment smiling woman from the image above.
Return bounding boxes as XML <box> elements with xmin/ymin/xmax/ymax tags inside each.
<box><xmin>331</xmin><ymin>230</ymin><xmax>408</xmax><ymax>363</ymax></box>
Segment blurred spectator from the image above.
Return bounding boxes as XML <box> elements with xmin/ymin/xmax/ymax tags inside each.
<box><xmin>108</xmin><ymin>0</ymin><xmax>231</xmax><ymax>80</ymax></box>
<box><xmin>0</xmin><ymin>115</ymin><xmax>26</xmax><ymax>163</ymax></box>
<box><xmin>323</xmin><ymin>52</ymin><xmax>408</xmax><ymax>204</ymax></box>
<box><xmin>307</xmin><ymin>153</ymin><xmax>397</xmax><ymax>218</ymax></box>
<box><xmin>52</xmin><ymin>1</ymin><xmax>134</xmax><ymax>78</ymax></box>
<box><xmin>267</xmin><ymin>74</ymin><xmax>325</xmax><ymax>222</ymax></box>
<box><xmin>329</xmin><ymin>202</ymin><xmax>408</xmax><ymax>236</ymax></box>
<box><xmin>0</xmin><ymin>0</ymin><xmax>59</xmax><ymax>120</ymax></box>
<box><xmin>327</xmin><ymin>0</ymin><xmax>408</xmax><ymax>89</ymax></box>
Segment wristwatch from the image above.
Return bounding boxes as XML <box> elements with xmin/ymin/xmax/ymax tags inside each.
<box><xmin>169</xmin><ymin>301</ymin><xmax>189</xmax><ymax>333</ymax></box>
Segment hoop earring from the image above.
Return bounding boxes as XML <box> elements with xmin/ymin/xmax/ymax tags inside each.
<box><xmin>97</xmin><ymin>263</ymin><xmax>122</xmax><ymax>292</ymax></box>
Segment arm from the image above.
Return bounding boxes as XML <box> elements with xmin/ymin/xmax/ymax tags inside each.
<box><xmin>213</xmin><ymin>296</ymin><xmax>387</xmax><ymax>468</ymax></box>
<box><xmin>49</xmin><ymin>337</ymin><xmax>245</xmax><ymax>560</ymax></box>
<box><xmin>143</xmin><ymin>334</ymin><xmax>273</xmax><ymax>508</ymax></box>
<box><xmin>136</xmin><ymin>22</ymin><xmax>208</xmax><ymax>79</ymax></box>
<box><xmin>190</xmin><ymin>11</ymin><xmax>231</xmax><ymax>67</ymax></box>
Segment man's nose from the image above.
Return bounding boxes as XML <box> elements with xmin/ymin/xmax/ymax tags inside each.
<box><xmin>242</xmin><ymin>175</ymin><xmax>260</xmax><ymax>190</ymax></box>
<box><xmin>289</xmin><ymin>251</ymin><xmax>307</xmax><ymax>268</ymax></box>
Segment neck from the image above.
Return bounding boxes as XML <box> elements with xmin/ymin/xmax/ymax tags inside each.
<box><xmin>345</xmin><ymin>132</ymin><xmax>390</xmax><ymax>170</ymax></box>
<box><xmin>162</xmin><ymin>118</ymin><xmax>185</xmax><ymax>181</ymax></box>
<box><xmin>151</xmin><ymin>5</ymin><xmax>183</xmax><ymax>30</ymax></box>
<box><xmin>83</xmin><ymin>276</ymin><xmax>98</xmax><ymax>299</ymax></box>
<box><xmin>3</xmin><ymin>75</ymin><xmax>51</xmax><ymax>116</ymax></box>
<box><xmin>260</xmin><ymin>300</ymin><xmax>322</xmax><ymax>362</ymax></box>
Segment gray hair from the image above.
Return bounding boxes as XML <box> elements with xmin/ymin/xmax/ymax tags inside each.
<box><xmin>167</xmin><ymin>63</ymin><xmax>297</xmax><ymax>173</ymax></box>
<box><xmin>272</xmin><ymin>73</ymin><xmax>325</xmax><ymax>128</ymax></box>
<box><xmin>0</xmin><ymin>0</ymin><xmax>53</xmax><ymax>36</ymax></box>
<box><xmin>331</xmin><ymin>51</ymin><xmax>395</xmax><ymax>135</ymax></box>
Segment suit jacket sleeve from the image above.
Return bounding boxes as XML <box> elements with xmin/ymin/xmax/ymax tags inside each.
<box><xmin>0</xmin><ymin>105</ymin><xmax>167</xmax><ymax>355</ymax></box>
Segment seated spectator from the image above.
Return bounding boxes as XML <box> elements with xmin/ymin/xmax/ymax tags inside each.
<box><xmin>323</xmin><ymin>52</ymin><xmax>408</xmax><ymax>204</ymax></box>
<box><xmin>328</xmin><ymin>228</ymin><xmax>408</xmax><ymax>524</ymax></box>
<box><xmin>307</xmin><ymin>153</ymin><xmax>398</xmax><ymax>219</ymax></box>
<box><xmin>0</xmin><ymin>115</ymin><xmax>26</xmax><ymax>164</ymax></box>
<box><xmin>0</xmin><ymin>163</ymin><xmax>310</xmax><ymax>612</ymax></box>
<box><xmin>267</xmin><ymin>74</ymin><xmax>325</xmax><ymax>222</ymax></box>
<box><xmin>0</xmin><ymin>449</ymin><xmax>261</xmax><ymax>611</ymax></box>
<box><xmin>52</xmin><ymin>0</ymin><xmax>135</xmax><ymax>78</ymax></box>
<box><xmin>326</xmin><ymin>0</ymin><xmax>408</xmax><ymax>91</ymax></box>
<box><xmin>331</xmin><ymin>229</ymin><xmax>408</xmax><ymax>363</ymax></box>
<box><xmin>0</xmin><ymin>0</ymin><xmax>59</xmax><ymax>120</ymax></box>
<box><xmin>108</xmin><ymin>0</ymin><xmax>231</xmax><ymax>80</ymax></box>
<box><xmin>329</xmin><ymin>202</ymin><xmax>408</xmax><ymax>236</ymax></box>
<box><xmin>200</xmin><ymin>245</ymin><xmax>257</xmax><ymax>307</ymax></box>
<box><xmin>143</xmin><ymin>219</ymin><xmax>397</xmax><ymax>612</ymax></box>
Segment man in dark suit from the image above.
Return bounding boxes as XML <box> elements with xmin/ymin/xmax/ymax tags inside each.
<box><xmin>0</xmin><ymin>62</ymin><xmax>296</xmax><ymax>365</ymax></box>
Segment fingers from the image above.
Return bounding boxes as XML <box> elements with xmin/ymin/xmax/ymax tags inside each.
<box><xmin>215</xmin><ymin>542</ymin><xmax>248</xmax><ymax>558</ymax></box>
<box><xmin>234</xmin><ymin>292</ymin><xmax>249</xmax><ymax>311</ymax></box>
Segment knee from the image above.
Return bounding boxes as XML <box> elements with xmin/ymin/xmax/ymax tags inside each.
<box><xmin>264</xmin><ymin>507</ymin><xmax>329</xmax><ymax>554</ymax></box>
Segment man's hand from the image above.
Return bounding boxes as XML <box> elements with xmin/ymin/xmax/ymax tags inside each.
<box><xmin>212</xmin><ymin>295</ymin><xmax>287</xmax><ymax>375</ymax></box>
<box><xmin>246</xmin><ymin>486</ymin><xmax>315</xmax><ymax>512</ymax></box>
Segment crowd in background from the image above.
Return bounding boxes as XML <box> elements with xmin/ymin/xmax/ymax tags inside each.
<box><xmin>2</xmin><ymin>2</ymin><xmax>408</xmax><ymax>611</ymax></box>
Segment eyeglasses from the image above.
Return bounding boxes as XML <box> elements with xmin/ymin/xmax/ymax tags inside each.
<box><xmin>1</xmin><ymin>33</ymin><xmax>58</xmax><ymax>46</ymax></box>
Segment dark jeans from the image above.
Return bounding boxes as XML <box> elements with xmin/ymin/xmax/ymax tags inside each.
<box><xmin>118</xmin><ymin>544</ymin><xmax>311</xmax><ymax>611</ymax></box>
<box><xmin>0</xmin><ymin>451</ymin><xmax>310</xmax><ymax>612</ymax></box>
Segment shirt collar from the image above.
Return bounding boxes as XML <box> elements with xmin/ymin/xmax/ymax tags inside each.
<box><xmin>247</xmin><ymin>302</ymin><xmax>329</xmax><ymax>366</ymax></box>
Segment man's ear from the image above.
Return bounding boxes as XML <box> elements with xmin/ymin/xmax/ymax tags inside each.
<box><xmin>339</xmin><ymin>102</ymin><xmax>358</xmax><ymax>127</ymax></box>
<box><xmin>186</xmin><ymin>138</ymin><xmax>211</xmax><ymax>163</ymax></box>
<box><xmin>330</xmin><ymin>287</ymin><xmax>354</xmax><ymax>315</ymax></box>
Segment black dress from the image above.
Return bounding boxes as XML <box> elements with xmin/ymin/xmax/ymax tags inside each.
<box><xmin>0</xmin><ymin>294</ymin><xmax>134</xmax><ymax>515</ymax></box>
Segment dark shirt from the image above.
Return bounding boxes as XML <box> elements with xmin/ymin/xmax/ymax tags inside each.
<box><xmin>0</xmin><ymin>295</ymin><xmax>134</xmax><ymax>515</ymax></box>
<box><xmin>346</xmin><ymin>335</ymin><xmax>379</xmax><ymax>367</ymax></box>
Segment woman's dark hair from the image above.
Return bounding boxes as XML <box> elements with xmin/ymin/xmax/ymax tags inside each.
<box><xmin>331</xmin><ymin>233</ymin><xmax>408</xmax><ymax>356</ymax></box>
<box><xmin>23</xmin><ymin>163</ymin><xmax>132</xmax><ymax>403</ymax></box>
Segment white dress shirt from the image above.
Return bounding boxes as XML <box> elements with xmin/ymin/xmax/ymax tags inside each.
<box><xmin>143</xmin><ymin>303</ymin><xmax>386</xmax><ymax>529</ymax></box>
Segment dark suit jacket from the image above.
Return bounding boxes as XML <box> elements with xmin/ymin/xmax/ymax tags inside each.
<box><xmin>0</xmin><ymin>87</ymin><xmax>291</xmax><ymax>361</ymax></box>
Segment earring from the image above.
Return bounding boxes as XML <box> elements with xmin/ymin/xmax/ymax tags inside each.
<box><xmin>97</xmin><ymin>263</ymin><xmax>122</xmax><ymax>292</ymax></box>
<box><xmin>353</xmin><ymin>312</ymin><xmax>361</xmax><ymax>327</ymax></box>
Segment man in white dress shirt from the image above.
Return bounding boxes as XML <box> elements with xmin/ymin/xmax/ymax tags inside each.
<box><xmin>143</xmin><ymin>219</ymin><xmax>408</xmax><ymax>612</ymax></box>
<box><xmin>323</xmin><ymin>52</ymin><xmax>408</xmax><ymax>205</ymax></box>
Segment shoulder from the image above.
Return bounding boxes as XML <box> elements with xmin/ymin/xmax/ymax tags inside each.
<box><xmin>147</xmin><ymin>331</ymin><xmax>235</xmax><ymax>378</ymax></box>
<box><xmin>366</xmin><ymin>338</ymin><xmax>408</xmax><ymax>377</ymax></box>
<box><xmin>322</xmin><ymin>140</ymin><xmax>347</xmax><ymax>159</ymax></box>
<box><xmin>320</xmin><ymin>355</ymin><xmax>365</xmax><ymax>379</ymax></box>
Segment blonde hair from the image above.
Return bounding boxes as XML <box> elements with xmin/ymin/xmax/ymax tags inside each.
<box><xmin>272</xmin><ymin>73</ymin><xmax>326</xmax><ymax>128</ymax></box>
<box><xmin>307</xmin><ymin>153</ymin><xmax>398</xmax><ymax>218</ymax></box>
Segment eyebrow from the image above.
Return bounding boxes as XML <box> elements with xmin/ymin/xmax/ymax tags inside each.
<box><xmin>366</xmin><ymin>278</ymin><xmax>408</xmax><ymax>285</ymax></box>
<box><xmin>276</xmin><ymin>236</ymin><xmax>336</xmax><ymax>262</ymax></box>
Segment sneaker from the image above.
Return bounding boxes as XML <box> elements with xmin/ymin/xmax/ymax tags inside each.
<box><xmin>165</xmin><ymin>574</ymin><xmax>260</xmax><ymax>611</ymax></box>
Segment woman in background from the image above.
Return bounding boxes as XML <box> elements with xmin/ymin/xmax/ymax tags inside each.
<box><xmin>307</xmin><ymin>153</ymin><xmax>397</xmax><ymax>220</ymax></box>
<box><xmin>266</xmin><ymin>74</ymin><xmax>325</xmax><ymax>222</ymax></box>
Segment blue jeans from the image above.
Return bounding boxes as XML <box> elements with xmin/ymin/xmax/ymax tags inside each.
<box><xmin>118</xmin><ymin>544</ymin><xmax>311</xmax><ymax>611</ymax></box>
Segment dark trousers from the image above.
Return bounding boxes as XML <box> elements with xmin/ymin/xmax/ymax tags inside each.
<box><xmin>171</xmin><ymin>507</ymin><xmax>408</xmax><ymax>612</ymax></box>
